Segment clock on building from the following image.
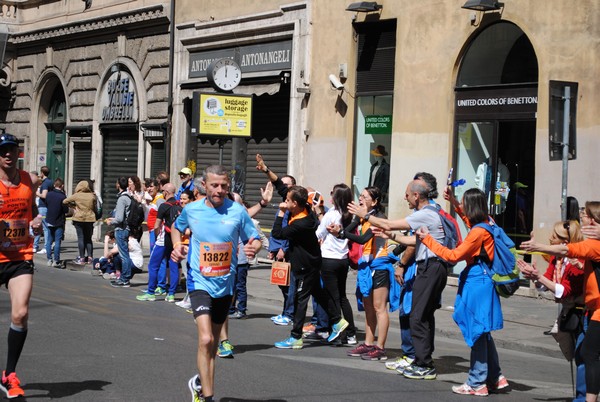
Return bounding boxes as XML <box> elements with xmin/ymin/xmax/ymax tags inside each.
<box><xmin>206</xmin><ymin>58</ymin><xmax>242</xmax><ymax>92</ymax></box>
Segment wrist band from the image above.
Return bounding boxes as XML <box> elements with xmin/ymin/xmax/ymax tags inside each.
<box><xmin>259</xmin><ymin>200</ymin><xmax>268</xmax><ymax>208</ymax></box>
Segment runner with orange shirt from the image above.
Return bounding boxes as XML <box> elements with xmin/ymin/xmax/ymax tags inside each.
<box><xmin>0</xmin><ymin>133</ymin><xmax>43</xmax><ymax>399</ymax></box>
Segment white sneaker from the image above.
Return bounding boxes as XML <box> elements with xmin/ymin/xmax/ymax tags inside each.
<box><xmin>176</xmin><ymin>300</ymin><xmax>192</xmax><ymax>309</ymax></box>
<box><xmin>37</xmin><ymin>249</ymin><xmax>47</xmax><ymax>254</ymax></box>
<box><xmin>385</xmin><ymin>355</ymin><xmax>414</xmax><ymax>371</ymax></box>
<box><xmin>346</xmin><ymin>335</ymin><xmax>357</xmax><ymax>346</ymax></box>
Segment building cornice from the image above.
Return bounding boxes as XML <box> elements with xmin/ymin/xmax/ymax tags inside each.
<box><xmin>10</xmin><ymin>4</ymin><xmax>168</xmax><ymax>45</ymax></box>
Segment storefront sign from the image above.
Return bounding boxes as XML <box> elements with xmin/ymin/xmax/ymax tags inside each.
<box><xmin>189</xmin><ymin>41</ymin><xmax>292</xmax><ymax>79</ymax></box>
<box><xmin>100</xmin><ymin>71</ymin><xmax>138</xmax><ymax>123</ymax></box>
<box><xmin>365</xmin><ymin>115</ymin><xmax>392</xmax><ymax>135</ymax></box>
<box><xmin>192</xmin><ymin>92</ymin><xmax>253</xmax><ymax>138</ymax></box>
<box><xmin>455</xmin><ymin>86</ymin><xmax>538</xmax><ymax>119</ymax></box>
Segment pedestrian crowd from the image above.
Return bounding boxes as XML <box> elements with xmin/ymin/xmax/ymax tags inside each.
<box><xmin>1</xmin><ymin>133</ymin><xmax>599</xmax><ymax>402</ymax></box>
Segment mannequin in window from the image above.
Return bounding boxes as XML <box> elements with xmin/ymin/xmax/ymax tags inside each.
<box><xmin>369</xmin><ymin>145</ymin><xmax>390</xmax><ymax>202</ymax></box>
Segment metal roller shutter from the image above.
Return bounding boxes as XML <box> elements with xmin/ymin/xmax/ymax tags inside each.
<box><xmin>101</xmin><ymin>129</ymin><xmax>139</xmax><ymax>216</ymax></box>
<box><xmin>72</xmin><ymin>141</ymin><xmax>91</xmax><ymax>194</ymax></box>
<box><xmin>150</xmin><ymin>141</ymin><xmax>166</xmax><ymax>178</ymax></box>
<box><xmin>354</xmin><ymin>19</ymin><xmax>397</xmax><ymax>95</ymax></box>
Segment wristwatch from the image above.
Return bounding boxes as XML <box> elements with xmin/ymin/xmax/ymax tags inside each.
<box><xmin>364</xmin><ymin>212</ymin><xmax>371</xmax><ymax>221</ymax></box>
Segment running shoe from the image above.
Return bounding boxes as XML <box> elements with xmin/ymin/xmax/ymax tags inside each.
<box><xmin>303</xmin><ymin>331</ymin><xmax>329</xmax><ymax>340</ymax></box>
<box><xmin>0</xmin><ymin>371</ymin><xmax>24</xmax><ymax>399</ymax></box>
<box><xmin>302</xmin><ymin>323</ymin><xmax>316</xmax><ymax>333</ymax></box>
<box><xmin>228</xmin><ymin>310</ymin><xmax>246</xmax><ymax>319</ymax></box>
<box><xmin>165</xmin><ymin>295</ymin><xmax>176</xmax><ymax>303</ymax></box>
<box><xmin>53</xmin><ymin>261</ymin><xmax>65</xmax><ymax>269</ymax></box>
<box><xmin>452</xmin><ymin>383</ymin><xmax>489</xmax><ymax>396</ymax></box>
<box><xmin>136</xmin><ymin>293</ymin><xmax>156</xmax><ymax>301</ymax></box>
<box><xmin>47</xmin><ymin>259</ymin><xmax>53</xmax><ymax>267</ymax></box>
<box><xmin>274</xmin><ymin>336</ymin><xmax>303</xmax><ymax>349</ymax></box>
<box><xmin>345</xmin><ymin>335</ymin><xmax>357</xmax><ymax>346</ymax></box>
<box><xmin>347</xmin><ymin>343</ymin><xmax>375</xmax><ymax>357</ymax></box>
<box><xmin>270</xmin><ymin>314</ymin><xmax>282</xmax><ymax>321</ymax></box>
<box><xmin>73</xmin><ymin>257</ymin><xmax>85</xmax><ymax>265</ymax></box>
<box><xmin>103</xmin><ymin>272</ymin><xmax>118</xmax><ymax>280</ymax></box>
<box><xmin>273</xmin><ymin>315</ymin><xmax>292</xmax><ymax>326</ymax></box>
<box><xmin>385</xmin><ymin>355</ymin><xmax>415</xmax><ymax>371</ymax></box>
<box><xmin>154</xmin><ymin>287</ymin><xmax>167</xmax><ymax>296</ymax></box>
<box><xmin>36</xmin><ymin>249</ymin><xmax>46</xmax><ymax>254</ymax></box>
<box><xmin>176</xmin><ymin>299</ymin><xmax>192</xmax><ymax>309</ymax></box>
<box><xmin>327</xmin><ymin>318</ymin><xmax>349</xmax><ymax>342</ymax></box>
<box><xmin>402</xmin><ymin>364</ymin><xmax>437</xmax><ymax>380</ymax></box>
<box><xmin>217</xmin><ymin>340</ymin><xmax>234</xmax><ymax>358</ymax></box>
<box><xmin>188</xmin><ymin>374</ymin><xmax>203</xmax><ymax>402</ymax></box>
<box><xmin>487</xmin><ymin>375</ymin><xmax>509</xmax><ymax>391</ymax></box>
<box><xmin>110</xmin><ymin>279</ymin><xmax>131</xmax><ymax>288</ymax></box>
<box><xmin>360</xmin><ymin>345</ymin><xmax>387</xmax><ymax>361</ymax></box>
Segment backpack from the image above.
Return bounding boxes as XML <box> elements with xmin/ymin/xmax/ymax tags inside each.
<box><xmin>163</xmin><ymin>201</ymin><xmax>182</xmax><ymax>233</ymax></box>
<box><xmin>474</xmin><ymin>220</ymin><xmax>520</xmax><ymax>298</ymax></box>
<box><xmin>94</xmin><ymin>195</ymin><xmax>103</xmax><ymax>220</ymax></box>
<box><xmin>119</xmin><ymin>193</ymin><xmax>145</xmax><ymax>231</ymax></box>
<box><xmin>424</xmin><ymin>204</ymin><xmax>463</xmax><ymax>263</ymax></box>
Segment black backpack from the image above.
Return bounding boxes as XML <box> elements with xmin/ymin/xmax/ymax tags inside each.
<box><xmin>163</xmin><ymin>201</ymin><xmax>182</xmax><ymax>233</ymax></box>
<box><xmin>119</xmin><ymin>193</ymin><xmax>145</xmax><ymax>230</ymax></box>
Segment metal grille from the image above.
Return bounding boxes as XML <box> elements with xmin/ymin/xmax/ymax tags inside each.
<box><xmin>101</xmin><ymin>129</ymin><xmax>139</xmax><ymax>216</ymax></box>
<box><xmin>72</xmin><ymin>141</ymin><xmax>91</xmax><ymax>194</ymax></box>
<box><xmin>355</xmin><ymin>19</ymin><xmax>397</xmax><ymax>94</ymax></box>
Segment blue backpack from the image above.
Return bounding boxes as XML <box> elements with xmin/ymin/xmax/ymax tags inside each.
<box><xmin>424</xmin><ymin>204</ymin><xmax>463</xmax><ymax>265</ymax></box>
<box><xmin>474</xmin><ymin>220</ymin><xmax>520</xmax><ymax>298</ymax></box>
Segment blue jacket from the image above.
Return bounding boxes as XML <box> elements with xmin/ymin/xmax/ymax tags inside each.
<box><xmin>453</xmin><ymin>261</ymin><xmax>503</xmax><ymax>347</ymax></box>
<box><xmin>45</xmin><ymin>188</ymin><xmax>68</xmax><ymax>226</ymax></box>
<box><xmin>355</xmin><ymin>254</ymin><xmax>400</xmax><ymax>312</ymax></box>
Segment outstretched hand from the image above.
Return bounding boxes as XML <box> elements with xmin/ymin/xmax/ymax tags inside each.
<box><xmin>519</xmin><ymin>231</ymin><xmax>538</xmax><ymax>252</ymax></box>
<box><xmin>582</xmin><ymin>219</ymin><xmax>600</xmax><ymax>240</ymax></box>
<box><xmin>261</xmin><ymin>181</ymin><xmax>273</xmax><ymax>204</ymax></box>
<box><xmin>256</xmin><ymin>154</ymin><xmax>267</xmax><ymax>172</ymax></box>
<box><xmin>416</xmin><ymin>225</ymin><xmax>429</xmax><ymax>240</ymax></box>
<box><xmin>517</xmin><ymin>259</ymin><xmax>539</xmax><ymax>280</ymax></box>
<box><xmin>347</xmin><ymin>201</ymin><xmax>367</xmax><ymax>219</ymax></box>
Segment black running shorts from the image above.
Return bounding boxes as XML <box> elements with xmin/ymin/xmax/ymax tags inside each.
<box><xmin>189</xmin><ymin>290</ymin><xmax>233</xmax><ymax>324</ymax></box>
<box><xmin>0</xmin><ymin>260</ymin><xmax>34</xmax><ymax>287</ymax></box>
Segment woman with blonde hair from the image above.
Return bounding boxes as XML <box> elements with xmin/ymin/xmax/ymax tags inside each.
<box><xmin>521</xmin><ymin>201</ymin><xmax>600</xmax><ymax>402</ymax></box>
<box><xmin>518</xmin><ymin>220</ymin><xmax>586</xmax><ymax>400</ymax></box>
<box><xmin>63</xmin><ymin>180</ymin><xmax>96</xmax><ymax>264</ymax></box>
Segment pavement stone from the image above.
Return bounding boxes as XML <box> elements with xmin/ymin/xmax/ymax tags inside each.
<box><xmin>35</xmin><ymin>238</ymin><xmax>567</xmax><ymax>360</ymax></box>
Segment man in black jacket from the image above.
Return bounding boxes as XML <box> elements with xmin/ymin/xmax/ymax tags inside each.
<box><xmin>44</xmin><ymin>178</ymin><xmax>69</xmax><ymax>267</ymax></box>
<box><xmin>272</xmin><ymin>185</ymin><xmax>348</xmax><ymax>349</ymax></box>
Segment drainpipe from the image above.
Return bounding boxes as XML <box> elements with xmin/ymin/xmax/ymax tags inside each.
<box><xmin>165</xmin><ymin>0</ymin><xmax>175</xmax><ymax>171</ymax></box>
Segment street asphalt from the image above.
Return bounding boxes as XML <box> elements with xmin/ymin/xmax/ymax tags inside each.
<box><xmin>38</xmin><ymin>236</ymin><xmax>565</xmax><ymax>361</ymax></box>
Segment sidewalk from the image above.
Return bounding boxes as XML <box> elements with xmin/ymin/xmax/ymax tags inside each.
<box><xmin>35</xmin><ymin>238</ymin><xmax>566</xmax><ymax>359</ymax></box>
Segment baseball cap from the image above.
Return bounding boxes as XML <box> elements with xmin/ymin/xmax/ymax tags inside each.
<box><xmin>370</xmin><ymin>145</ymin><xmax>388</xmax><ymax>157</ymax></box>
<box><xmin>0</xmin><ymin>133</ymin><xmax>18</xmax><ymax>147</ymax></box>
<box><xmin>179</xmin><ymin>167</ymin><xmax>193</xmax><ymax>176</ymax></box>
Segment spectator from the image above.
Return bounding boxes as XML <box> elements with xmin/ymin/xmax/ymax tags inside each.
<box><xmin>176</xmin><ymin>167</ymin><xmax>194</xmax><ymax>201</ymax></box>
<box><xmin>105</xmin><ymin>177</ymin><xmax>133</xmax><ymax>287</ymax></box>
<box><xmin>44</xmin><ymin>178</ymin><xmax>68</xmax><ymax>268</ymax></box>
<box><xmin>417</xmin><ymin>188</ymin><xmax>507</xmax><ymax>395</ymax></box>
<box><xmin>63</xmin><ymin>180</ymin><xmax>96</xmax><ymax>265</ymax></box>
<box><xmin>34</xmin><ymin>166</ymin><xmax>52</xmax><ymax>254</ymax></box>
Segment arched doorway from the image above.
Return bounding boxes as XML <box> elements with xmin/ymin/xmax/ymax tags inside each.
<box><xmin>454</xmin><ymin>21</ymin><xmax>538</xmax><ymax>246</ymax></box>
<box><xmin>44</xmin><ymin>87</ymin><xmax>66</xmax><ymax>181</ymax></box>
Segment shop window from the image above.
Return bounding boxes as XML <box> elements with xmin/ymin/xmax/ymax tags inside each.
<box><xmin>353</xmin><ymin>95</ymin><xmax>393</xmax><ymax>202</ymax></box>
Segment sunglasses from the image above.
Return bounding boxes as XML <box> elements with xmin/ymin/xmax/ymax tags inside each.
<box><xmin>562</xmin><ymin>221</ymin><xmax>571</xmax><ymax>243</ymax></box>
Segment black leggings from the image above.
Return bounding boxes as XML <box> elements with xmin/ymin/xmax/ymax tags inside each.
<box><xmin>73</xmin><ymin>221</ymin><xmax>94</xmax><ymax>259</ymax></box>
<box><xmin>581</xmin><ymin>319</ymin><xmax>600</xmax><ymax>395</ymax></box>
<box><xmin>321</xmin><ymin>258</ymin><xmax>356</xmax><ymax>336</ymax></box>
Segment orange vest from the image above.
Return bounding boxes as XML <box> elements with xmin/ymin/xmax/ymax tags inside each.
<box><xmin>0</xmin><ymin>171</ymin><xmax>34</xmax><ymax>262</ymax></box>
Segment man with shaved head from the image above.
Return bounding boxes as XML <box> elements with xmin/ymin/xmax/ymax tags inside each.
<box><xmin>136</xmin><ymin>182</ymin><xmax>181</xmax><ymax>302</ymax></box>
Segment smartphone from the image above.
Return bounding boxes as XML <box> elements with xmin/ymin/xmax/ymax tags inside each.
<box><xmin>310</xmin><ymin>191</ymin><xmax>322</xmax><ymax>206</ymax></box>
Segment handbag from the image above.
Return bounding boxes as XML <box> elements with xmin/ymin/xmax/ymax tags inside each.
<box><xmin>270</xmin><ymin>261</ymin><xmax>290</xmax><ymax>286</ymax></box>
<box><xmin>558</xmin><ymin>305</ymin><xmax>583</xmax><ymax>333</ymax></box>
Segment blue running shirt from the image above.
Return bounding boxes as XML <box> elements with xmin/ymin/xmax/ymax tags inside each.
<box><xmin>174</xmin><ymin>198</ymin><xmax>258</xmax><ymax>298</ymax></box>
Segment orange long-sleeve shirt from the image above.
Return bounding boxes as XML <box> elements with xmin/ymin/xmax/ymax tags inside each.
<box><xmin>567</xmin><ymin>239</ymin><xmax>600</xmax><ymax>321</ymax></box>
<box><xmin>422</xmin><ymin>226</ymin><xmax>494</xmax><ymax>266</ymax></box>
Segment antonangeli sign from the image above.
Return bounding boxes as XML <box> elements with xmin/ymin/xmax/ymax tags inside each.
<box><xmin>100</xmin><ymin>71</ymin><xmax>138</xmax><ymax>123</ymax></box>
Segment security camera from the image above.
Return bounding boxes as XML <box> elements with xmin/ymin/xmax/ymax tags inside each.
<box><xmin>329</xmin><ymin>74</ymin><xmax>344</xmax><ymax>90</ymax></box>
